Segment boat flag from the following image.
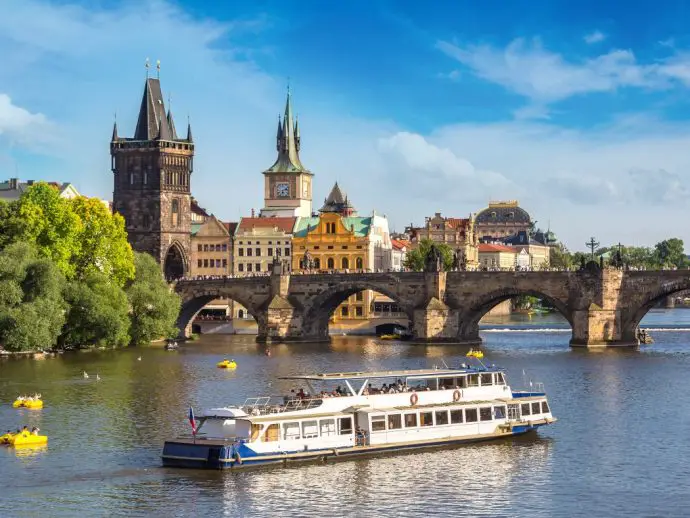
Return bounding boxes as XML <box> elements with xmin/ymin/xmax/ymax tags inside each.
<box><xmin>188</xmin><ymin>406</ymin><xmax>197</xmax><ymax>435</ymax></box>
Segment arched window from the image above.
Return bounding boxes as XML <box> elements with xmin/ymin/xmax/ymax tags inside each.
<box><xmin>341</xmin><ymin>257</ymin><xmax>349</xmax><ymax>269</ymax></box>
<box><xmin>327</xmin><ymin>257</ymin><xmax>335</xmax><ymax>269</ymax></box>
<box><xmin>356</xmin><ymin>257</ymin><xmax>363</xmax><ymax>270</ymax></box>
<box><xmin>314</xmin><ymin>258</ymin><xmax>321</xmax><ymax>269</ymax></box>
<box><xmin>238</xmin><ymin>309</ymin><xmax>244</xmax><ymax>319</ymax></box>
<box><xmin>171</xmin><ymin>199</ymin><xmax>179</xmax><ymax>227</ymax></box>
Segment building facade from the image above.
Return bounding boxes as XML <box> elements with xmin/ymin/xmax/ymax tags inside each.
<box><xmin>233</xmin><ymin>217</ymin><xmax>295</xmax><ymax>276</ymax></box>
<box><xmin>190</xmin><ymin>215</ymin><xmax>232</xmax><ymax>277</ymax></box>
<box><xmin>478</xmin><ymin>243</ymin><xmax>517</xmax><ymax>270</ymax></box>
<box><xmin>110</xmin><ymin>76</ymin><xmax>194</xmax><ymax>279</ymax></box>
<box><xmin>260</xmin><ymin>89</ymin><xmax>313</xmax><ymax>218</ymax></box>
<box><xmin>391</xmin><ymin>238</ymin><xmax>411</xmax><ymax>271</ymax></box>
<box><xmin>0</xmin><ymin>179</ymin><xmax>81</xmax><ymax>201</ymax></box>
<box><xmin>501</xmin><ymin>230</ymin><xmax>551</xmax><ymax>269</ymax></box>
<box><xmin>407</xmin><ymin>212</ymin><xmax>479</xmax><ymax>269</ymax></box>
<box><xmin>474</xmin><ymin>201</ymin><xmax>532</xmax><ymax>240</ymax></box>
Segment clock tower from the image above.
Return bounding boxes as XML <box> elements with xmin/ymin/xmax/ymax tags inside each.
<box><xmin>260</xmin><ymin>88</ymin><xmax>313</xmax><ymax>218</ymax></box>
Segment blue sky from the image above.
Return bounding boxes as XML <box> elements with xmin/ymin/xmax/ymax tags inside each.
<box><xmin>2</xmin><ymin>0</ymin><xmax>690</xmax><ymax>249</ymax></box>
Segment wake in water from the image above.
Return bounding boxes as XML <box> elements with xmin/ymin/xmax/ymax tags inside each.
<box><xmin>480</xmin><ymin>327</ymin><xmax>690</xmax><ymax>333</ymax></box>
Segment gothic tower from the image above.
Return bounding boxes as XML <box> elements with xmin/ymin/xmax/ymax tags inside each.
<box><xmin>260</xmin><ymin>88</ymin><xmax>313</xmax><ymax>218</ymax></box>
<box><xmin>110</xmin><ymin>76</ymin><xmax>194</xmax><ymax>279</ymax></box>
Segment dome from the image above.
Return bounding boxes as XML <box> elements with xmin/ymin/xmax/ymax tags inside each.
<box><xmin>475</xmin><ymin>202</ymin><xmax>531</xmax><ymax>224</ymax></box>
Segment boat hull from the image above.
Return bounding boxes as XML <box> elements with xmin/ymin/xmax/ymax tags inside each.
<box><xmin>162</xmin><ymin>420</ymin><xmax>551</xmax><ymax>470</ymax></box>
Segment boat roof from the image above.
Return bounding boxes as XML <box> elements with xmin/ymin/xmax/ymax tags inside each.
<box><xmin>279</xmin><ymin>367</ymin><xmax>501</xmax><ymax>382</ymax></box>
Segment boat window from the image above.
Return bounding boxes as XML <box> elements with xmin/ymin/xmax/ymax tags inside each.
<box><xmin>541</xmin><ymin>401</ymin><xmax>550</xmax><ymax>413</ymax></box>
<box><xmin>371</xmin><ymin>415</ymin><xmax>386</xmax><ymax>432</ymax></box>
<box><xmin>494</xmin><ymin>373</ymin><xmax>506</xmax><ymax>385</ymax></box>
<box><xmin>480</xmin><ymin>373</ymin><xmax>493</xmax><ymax>386</ymax></box>
<box><xmin>302</xmin><ymin>420</ymin><xmax>319</xmax><ymax>439</ymax></box>
<box><xmin>420</xmin><ymin>412</ymin><xmax>433</xmax><ymax>427</ymax></box>
<box><xmin>408</xmin><ymin>379</ymin><xmax>432</xmax><ymax>391</ymax></box>
<box><xmin>479</xmin><ymin>407</ymin><xmax>493</xmax><ymax>421</ymax></box>
<box><xmin>435</xmin><ymin>410</ymin><xmax>449</xmax><ymax>425</ymax></box>
<box><xmin>465</xmin><ymin>408</ymin><xmax>478</xmax><ymax>422</ymax></box>
<box><xmin>263</xmin><ymin>424</ymin><xmax>280</xmax><ymax>442</ymax></box>
<box><xmin>531</xmin><ymin>402</ymin><xmax>541</xmax><ymax>414</ymax></box>
<box><xmin>494</xmin><ymin>406</ymin><xmax>506</xmax><ymax>419</ymax></box>
<box><xmin>455</xmin><ymin>376</ymin><xmax>467</xmax><ymax>388</ymax></box>
<box><xmin>251</xmin><ymin>424</ymin><xmax>262</xmax><ymax>441</ymax></box>
<box><xmin>388</xmin><ymin>414</ymin><xmax>402</xmax><ymax>430</ymax></box>
<box><xmin>283</xmin><ymin>422</ymin><xmax>301</xmax><ymax>440</ymax></box>
<box><xmin>521</xmin><ymin>403</ymin><xmax>531</xmax><ymax>416</ymax></box>
<box><xmin>320</xmin><ymin>419</ymin><xmax>336</xmax><ymax>437</ymax></box>
<box><xmin>339</xmin><ymin>417</ymin><xmax>353</xmax><ymax>435</ymax></box>
<box><xmin>440</xmin><ymin>378</ymin><xmax>455</xmax><ymax>389</ymax></box>
<box><xmin>450</xmin><ymin>409</ymin><xmax>463</xmax><ymax>424</ymax></box>
<box><xmin>467</xmin><ymin>374</ymin><xmax>479</xmax><ymax>387</ymax></box>
<box><xmin>404</xmin><ymin>413</ymin><xmax>418</xmax><ymax>428</ymax></box>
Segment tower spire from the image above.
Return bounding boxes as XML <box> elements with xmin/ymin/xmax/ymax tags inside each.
<box><xmin>186</xmin><ymin>115</ymin><xmax>193</xmax><ymax>143</ymax></box>
<box><xmin>264</xmin><ymin>86</ymin><xmax>306</xmax><ymax>173</ymax></box>
<box><xmin>111</xmin><ymin>113</ymin><xmax>118</xmax><ymax>141</ymax></box>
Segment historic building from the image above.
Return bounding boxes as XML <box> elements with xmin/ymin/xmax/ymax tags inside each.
<box><xmin>190</xmin><ymin>198</ymin><xmax>210</xmax><ymax>224</ymax></box>
<box><xmin>233</xmin><ymin>217</ymin><xmax>295</xmax><ymax>276</ymax></box>
<box><xmin>406</xmin><ymin>212</ymin><xmax>479</xmax><ymax>269</ymax></box>
<box><xmin>391</xmin><ymin>238</ymin><xmax>411</xmax><ymax>271</ymax></box>
<box><xmin>478</xmin><ymin>243</ymin><xmax>517</xmax><ymax>270</ymax></box>
<box><xmin>191</xmin><ymin>215</ymin><xmax>232</xmax><ymax>276</ymax></box>
<box><xmin>474</xmin><ymin>201</ymin><xmax>532</xmax><ymax>240</ymax></box>
<box><xmin>501</xmin><ymin>230</ymin><xmax>551</xmax><ymax>269</ymax></box>
<box><xmin>110</xmin><ymin>75</ymin><xmax>194</xmax><ymax>279</ymax></box>
<box><xmin>0</xmin><ymin>178</ymin><xmax>81</xmax><ymax>201</ymax></box>
<box><xmin>292</xmin><ymin>183</ymin><xmax>392</xmax><ymax>328</ymax></box>
<box><xmin>260</xmin><ymin>89</ymin><xmax>313</xmax><ymax>218</ymax></box>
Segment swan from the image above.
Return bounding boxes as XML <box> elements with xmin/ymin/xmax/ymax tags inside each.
<box><xmin>83</xmin><ymin>371</ymin><xmax>89</xmax><ymax>379</ymax></box>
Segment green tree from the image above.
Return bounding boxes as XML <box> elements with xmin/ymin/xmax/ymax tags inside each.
<box><xmin>403</xmin><ymin>239</ymin><xmax>455</xmax><ymax>271</ymax></box>
<box><xmin>549</xmin><ymin>244</ymin><xmax>573</xmax><ymax>270</ymax></box>
<box><xmin>0</xmin><ymin>200</ymin><xmax>27</xmax><ymax>250</ymax></box>
<box><xmin>61</xmin><ymin>273</ymin><xmax>131</xmax><ymax>349</ymax></box>
<box><xmin>654</xmin><ymin>238</ymin><xmax>688</xmax><ymax>268</ymax></box>
<box><xmin>70</xmin><ymin>197</ymin><xmax>135</xmax><ymax>287</ymax></box>
<box><xmin>126</xmin><ymin>252</ymin><xmax>181</xmax><ymax>345</ymax></box>
<box><xmin>0</xmin><ymin>242</ymin><xmax>66</xmax><ymax>351</ymax></box>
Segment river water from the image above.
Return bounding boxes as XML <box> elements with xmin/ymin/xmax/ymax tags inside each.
<box><xmin>2</xmin><ymin>309</ymin><xmax>690</xmax><ymax>517</ymax></box>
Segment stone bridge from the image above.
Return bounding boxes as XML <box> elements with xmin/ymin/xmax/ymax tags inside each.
<box><xmin>173</xmin><ymin>265</ymin><xmax>690</xmax><ymax>347</ymax></box>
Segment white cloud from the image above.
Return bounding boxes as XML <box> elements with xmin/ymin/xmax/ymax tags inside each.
<box><xmin>0</xmin><ymin>94</ymin><xmax>49</xmax><ymax>142</ymax></box>
<box><xmin>584</xmin><ymin>31</ymin><xmax>606</xmax><ymax>44</ymax></box>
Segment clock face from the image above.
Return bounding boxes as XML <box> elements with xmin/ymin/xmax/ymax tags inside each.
<box><xmin>276</xmin><ymin>183</ymin><xmax>289</xmax><ymax>197</ymax></box>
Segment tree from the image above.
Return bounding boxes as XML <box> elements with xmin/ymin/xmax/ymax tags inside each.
<box><xmin>61</xmin><ymin>273</ymin><xmax>131</xmax><ymax>349</ymax></box>
<box><xmin>0</xmin><ymin>242</ymin><xmax>66</xmax><ymax>351</ymax></box>
<box><xmin>549</xmin><ymin>244</ymin><xmax>573</xmax><ymax>270</ymax></box>
<box><xmin>0</xmin><ymin>200</ymin><xmax>27</xmax><ymax>251</ymax></box>
<box><xmin>126</xmin><ymin>252</ymin><xmax>181</xmax><ymax>345</ymax></box>
<box><xmin>403</xmin><ymin>239</ymin><xmax>455</xmax><ymax>271</ymax></box>
<box><xmin>654</xmin><ymin>238</ymin><xmax>687</xmax><ymax>268</ymax></box>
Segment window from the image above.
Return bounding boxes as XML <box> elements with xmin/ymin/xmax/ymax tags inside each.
<box><xmin>541</xmin><ymin>401</ymin><xmax>550</xmax><ymax>413</ymax></box>
<box><xmin>239</xmin><ymin>248</ymin><xmax>244</xmax><ymax>257</ymax></box>
<box><xmin>283</xmin><ymin>422</ymin><xmax>300</xmax><ymax>440</ymax></box>
<box><xmin>480</xmin><ymin>373</ymin><xmax>493</xmax><ymax>386</ymax></box>
<box><xmin>435</xmin><ymin>410</ymin><xmax>449</xmax><ymax>425</ymax></box>
<box><xmin>251</xmin><ymin>424</ymin><xmax>262</xmax><ymax>441</ymax></box>
<box><xmin>327</xmin><ymin>258</ymin><xmax>335</xmax><ymax>269</ymax></box>
<box><xmin>255</xmin><ymin>248</ymin><xmax>261</xmax><ymax>257</ymax></box>
<box><xmin>203</xmin><ymin>259</ymin><xmax>208</xmax><ymax>268</ymax></box>
<box><xmin>238</xmin><ymin>264</ymin><xmax>244</xmax><ymax>272</ymax></box>
<box><xmin>521</xmin><ymin>403</ymin><xmax>531</xmax><ymax>416</ymax></box>
<box><xmin>494</xmin><ymin>373</ymin><xmax>505</xmax><ymax>385</ymax></box>
<box><xmin>268</xmin><ymin>241</ymin><xmax>273</xmax><ymax>245</ymax></box>
<box><xmin>357</xmin><ymin>246</ymin><xmax>362</xmax><ymax>249</ymax></box>
<box><xmin>356</xmin><ymin>257</ymin><xmax>363</xmax><ymax>269</ymax></box>
<box><xmin>129</xmin><ymin>172</ymin><xmax>135</xmax><ymax>185</ymax></box>
<box><xmin>339</xmin><ymin>417</ymin><xmax>353</xmax><ymax>435</ymax></box>
<box><xmin>222</xmin><ymin>244</ymin><xmax>227</xmax><ymax>252</ymax></box>
<box><xmin>314</xmin><ymin>258</ymin><xmax>321</xmax><ymax>269</ymax></box>
<box><xmin>171</xmin><ymin>199</ymin><xmax>179</xmax><ymax>227</ymax></box>
<box><xmin>255</xmin><ymin>263</ymin><xmax>261</xmax><ymax>272</ymax></box>
<box><xmin>247</xmin><ymin>263</ymin><xmax>252</xmax><ymax>272</ymax></box>
<box><xmin>268</xmin><ymin>248</ymin><xmax>273</xmax><ymax>256</ymax></box>
<box><xmin>420</xmin><ymin>412</ymin><xmax>433</xmax><ymax>427</ymax></box>
<box><xmin>371</xmin><ymin>415</ymin><xmax>386</xmax><ymax>432</ymax></box>
<box><xmin>197</xmin><ymin>244</ymin><xmax>202</xmax><ymax>252</ymax></box>
<box><xmin>341</xmin><ymin>306</ymin><xmax>349</xmax><ymax>317</ymax></box>
<box><xmin>203</xmin><ymin>244</ymin><xmax>209</xmax><ymax>252</ymax></box>
<box><xmin>355</xmin><ymin>306</ymin><xmax>363</xmax><ymax>317</ymax></box>
<box><xmin>468</xmin><ymin>374</ymin><xmax>479</xmax><ymax>387</ymax></box>
<box><xmin>532</xmin><ymin>402</ymin><xmax>541</xmax><ymax>414</ymax></box>
<box><xmin>284</xmin><ymin>247</ymin><xmax>290</xmax><ymax>256</ymax></box>
<box><xmin>387</xmin><ymin>414</ymin><xmax>402</xmax><ymax>430</ymax></box>
<box><xmin>247</xmin><ymin>248</ymin><xmax>252</xmax><ymax>256</ymax></box>
<box><xmin>341</xmin><ymin>257</ymin><xmax>349</xmax><ymax>269</ymax></box>
<box><xmin>302</xmin><ymin>420</ymin><xmax>319</xmax><ymax>439</ymax></box>
<box><xmin>355</xmin><ymin>292</ymin><xmax>363</xmax><ymax>302</ymax></box>
<box><xmin>327</xmin><ymin>245</ymin><xmax>334</xmax><ymax>250</ymax></box>
<box><xmin>465</xmin><ymin>408</ymin><xmax>478</xmax><ymax>422</ymax></box>
<box><xmin>450</xmin><ymin>409</ymin><xmax>463</xmax><ymax>424</ymax></box>
<box><xmin>494</xmin><ymin>406</ymin><xmax>506</xmax><ymax>419</ymax></box>
<box><xmin>404</xmin><ymin>413</ymin><xmax>418</xmax><ymax>428</ymax></box>
<box><xmin>479</xmin><ymin>407</ymin><xmax>493</xmax><ymax>421</ymax></box>
<box><xmin>342</xmin><ymin>245</ymin><xmax>348</xmax><ymax>250</ymax></box>
<box><xmin>263</xmin><ymin>424</ymin><xmax>280</xmax><ymax>442</ymax></box>
<box><xmin>320</xmin><ymin>419</ymin><xmax>336</xmax><ymax>437</ymax></box>
<box><xmin>222</xmin><ymin>259</ymin><xmax>227</xmax><ymax>268</ymax></box>
<box><xmin>197</xmin><ymin>259</ymin><xmax>202</xmax><ymax>268</ymax></box>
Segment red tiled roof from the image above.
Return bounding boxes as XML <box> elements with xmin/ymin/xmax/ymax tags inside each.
<box><xmin>238</xmin><ymin>217</ymin><xmax>296</xmax><ymax>233</ymax></box>
<box><xmin>478</xmin><ymin>243</ymin><xmax>515</xmax><ymax>253</ymax></box>
<box><xmin>392</xmin><ymin>239</ymin><xmax>411</xmax><ymax>250</ymax></box>
<box><xmin>445</xmin><ymin>218</ymin><xmax>471</xmax><ymax>229</ymax></box>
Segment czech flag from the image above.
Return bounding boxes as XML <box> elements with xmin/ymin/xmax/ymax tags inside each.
<box><xmin>188</xmin><ymin>406</ymin><xmax>197</xmax><ymax>435</ymax></box>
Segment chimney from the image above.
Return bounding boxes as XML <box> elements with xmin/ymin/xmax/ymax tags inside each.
<box><xmin>251</xmin><ymin>208</ymin><xmax>255</xmax><ymax>217</ymax></box>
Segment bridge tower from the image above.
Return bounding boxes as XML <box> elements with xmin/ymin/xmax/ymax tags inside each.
<box><xmin>110</xmin><ymin>73</ymin><xmax>194</xmax><ymax>279</ymax></box>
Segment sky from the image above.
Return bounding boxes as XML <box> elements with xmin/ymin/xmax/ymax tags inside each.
<box><xmin>2</xmin><ymin>0</ymin><xmax>690</xmax><ymax>250</ymax></box>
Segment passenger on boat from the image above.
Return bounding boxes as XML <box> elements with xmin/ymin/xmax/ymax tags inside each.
<box><xmin>297</xmin><ymin>388</ymin><xmax>306</xmax><ymax>399</ymax></box>
<box><xmin>336</xmin><ymin>385</ymin><xmax>345</xmax><ymax>395</ymax></box>
<box><xmin>31</xmin><ymin>427</ymin><xmax>39</xmax><ymax>436</ymax></box>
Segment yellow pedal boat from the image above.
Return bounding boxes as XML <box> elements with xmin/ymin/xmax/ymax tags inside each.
<box><xmin>1</xmin><ymin>432</ymin><xmax>48</xmax><ymax>447</ymax></box>
<box><xmin>217</xmin><ymin>359</ymin><xmax>237</xmax><ymax>369</ymax></box>
<box><xmin>12</xmin><ymin>398</ymin><xmax>43</xmax><ymax>409</ymax></box>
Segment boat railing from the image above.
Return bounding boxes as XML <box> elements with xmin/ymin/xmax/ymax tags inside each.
<box><xmin>239</xmin><ymin>397</ymin><xmax>324</xmax><ymax>416</ymax></box>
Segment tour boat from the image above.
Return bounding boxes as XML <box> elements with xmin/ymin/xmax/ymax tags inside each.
<box><xmin>161</xmin><ymin>358</ymin><xmax>556</xmax><ymax>470</ymax></box>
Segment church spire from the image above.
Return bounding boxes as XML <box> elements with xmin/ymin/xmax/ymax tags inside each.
<box><xmin>264</xmin><ymin>87</ymin><xmax>308</xmax><ymax>173</ymax></box>
<box><xmin>111</xmin><ymin>118</ymin><xmax>119</xmax><ymax>141</ymax></box>
<box><xmin>186</xmin><ymin>119</ymin><xmax>193</xmax><ymax>143</ymax></box>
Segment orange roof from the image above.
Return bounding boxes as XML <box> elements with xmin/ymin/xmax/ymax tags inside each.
<box><xmin>237</xmin><ymin>217</ymin><xmax>296</xmax><ymax>234</ymax></box>
<box><xmin>392</xmin><ymin>239</ymin><xmax>411</xmax><ymax>250</ymax></box>
<box><xmin>478</xmin><ymin>243</ymin><xmax>515</xmax><ymax>253</ymax></box>
<box><xmin>446</xmin><ymin>218</ymin><xmax>471</xmax><ymax>229</ymax></box>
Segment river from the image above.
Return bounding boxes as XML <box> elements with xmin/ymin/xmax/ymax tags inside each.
<box><xmin>1</xmin><ymin>309</ymin><xmax>690</xmax><ymax>517</ymax></box>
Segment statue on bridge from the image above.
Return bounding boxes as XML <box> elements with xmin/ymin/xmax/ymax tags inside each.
<box><xmin>302</xmin><ymin>250</ymin><xmax>314</xmax><ymax>271</ymax></box>
<box><xmin>425</xmin><ymin>244</ymin><xmax>443</xmax><ymax>272</ymax></box>
<box><xmin>452</xmin><ymin>249</ymin><xmax>466</xmax><ymax>271</ymax></box>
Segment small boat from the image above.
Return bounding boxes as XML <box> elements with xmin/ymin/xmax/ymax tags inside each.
<box><xmin>162</xmin><ymin>357</ymin><xmax>556</xmax><ymax>470</ymax></box>
<box><xmin>12</xmin><ymin>396</ymin><xmax>43</xmax><ymax>410</ymax></box>
<box><xmin>217</xmin><ymin>359</ymin><xmax>237</xmax><ymax>369</ymax></box>
<box><xmin>379</xmin><ymin>334</ymin><xmax>400</xmax><ymax>340</ymax></box>
<box><xmin>2</xmin><ymin>432</ymin><xmax>48</xmax><ymax>447</ymax></box>
<box><xmin>466</xmin><ymin>349</ymin><xmax>484</xmax><ymax>359</ymax></box>
<box><xmin>165</xmin><ymin>339</ymin><xmax>179</xmax><ymax>351</ymax></box>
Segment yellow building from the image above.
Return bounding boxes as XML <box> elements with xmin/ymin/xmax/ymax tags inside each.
<box><xmin>478</xmin><ymin>243</ymin><xmax>517</xmax><ymax>270</ymax></box>
<box><xmin>407</xmin><ymin>212</ymin><xmax>479</xmax><ymax>269</ymax></box>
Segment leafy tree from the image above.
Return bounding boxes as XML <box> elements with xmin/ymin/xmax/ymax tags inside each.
<box><xmin>403</xmin><ymin>239</ymin><xmax>454</xmax><ymax>271</ymax></box>
<box><xmin>549</xmin><ymin>244</ymin><xmax>573</xmax><ymax>270</ymax></box>
<box><xmin>126</xmin><ymin>252</ymin><xmax>181</xmax><ymax>345</ymax></box>
<box><xmin>70</xmin><ymin>197</ymin><xmax>134</xmax><ymax>287</ymax></box>
<box><xmin>0</xmin><ymin>242</ymin><xmax>66</xmax><ymax>351</ymax></box>
<box><xmin>61</xmin><ymin>274</ymin><xmax>131</xmax><ymax>349</ymax></box>
<box><xmin>654</xmin><ymin>238</ymin><xmax>688</xmax><ymax>268</ymax></box>
<box><xmin>0</xmin><ymin>200</ymin><xmax>27</xmax><ymax>250</ymax></box>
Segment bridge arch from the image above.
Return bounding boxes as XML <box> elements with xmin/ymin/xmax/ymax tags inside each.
<box><xmin>458</xmin><ymin>287</ymin><xmax>573</xmax><ymax>343</ymax></box>
<box><xmin>164</xmin><ymin>241</ymin><xmax>188</xmax><ymax>281</ymax></box>
<box><xmin>300</xmin><ymin>278</ymin><xmax>414</xmax><ymax>339</ymax></box>
<box><xmin>622</xmin><ymin>278</ymin><xmax>690</xmax><ymax>341</ymax></box>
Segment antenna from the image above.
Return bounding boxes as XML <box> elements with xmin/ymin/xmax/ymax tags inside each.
<box><xmin>145</xmin><ymin>57</ymin><xmax>150</xmax><ymax>78</ymax></box>
<box><xmin>156</xmin><ymin>59</ymin><xmax>161</xmax><ymax>79</ymax></box>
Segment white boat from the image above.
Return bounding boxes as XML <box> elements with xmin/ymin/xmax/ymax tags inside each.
<box><xmin>162</xmin><ymin>359</ymin><xmax>556</xmax><ymax>470</ymax></box>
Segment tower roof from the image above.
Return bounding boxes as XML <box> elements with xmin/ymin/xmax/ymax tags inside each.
<box><xmin>134</xmin><ymin>78</ymin><xmax>175</xmax><ymax>141</ymax></box>
<box><xmin>265</xmin><ymin>89</ymin><xmax>310</xmax><ymax>174</ymax></box>
<box><xmin>319</xmin><ymin>182</ymin><xmax>355</xmax><ymax>214</ymax></box>
<box><xmin>167</xmin><ymin>108</ymin><xmax>178</xmax><ymax>139</ymax></box>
